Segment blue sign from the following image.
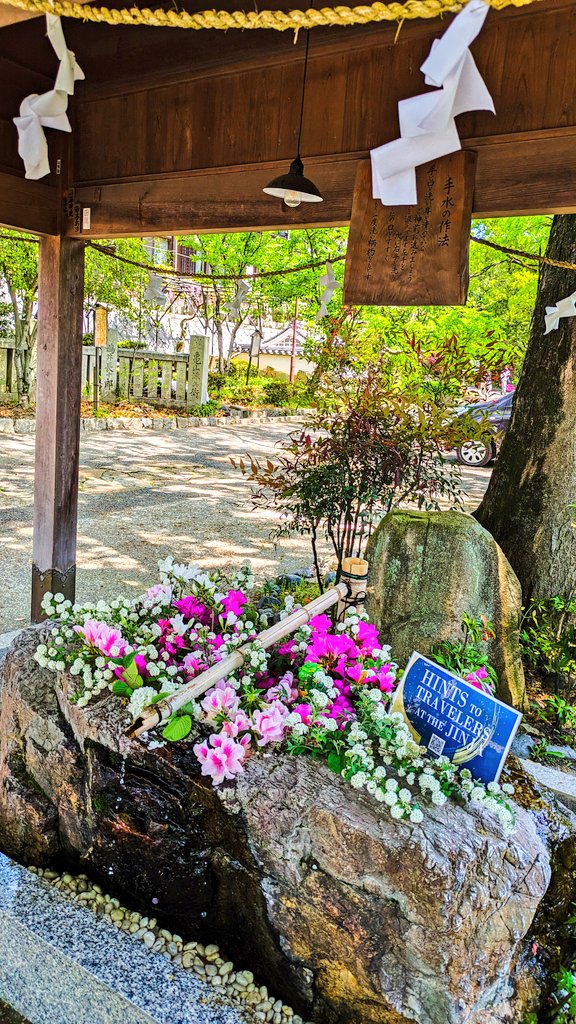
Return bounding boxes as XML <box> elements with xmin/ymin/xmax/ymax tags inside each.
<box><xmin>390</xmin><ymin>652</ymin><xmax>522</xmax><ymax>784</ymax></box>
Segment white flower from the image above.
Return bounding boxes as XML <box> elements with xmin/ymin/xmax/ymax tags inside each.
<box><xmin>127</xmin><ymin>686</ymin><xmax>157</xmax><ymax>718</ymax></box>
<box><xmin>350</xmin><ymin>772</ymin><xmax>367</xmax><ymax>789</ymax></box>
<box><xmin>292</xmin><ymin>723</ymin><xmax>309</xmax><ymax>737</ymax></box>
<box><xmin>385</xmin><ymin>778</ymin><xmax>398</xmax><ymax>792</ymax></box>
<box><xmin>322</xmin><ymin>718</ymin><xmax>338</xmax><ymax>732</ymax></box>
<box><xmin>310</xmin><ymin>690</ymin><xmax>329</xmax><ymax>709</ymax></box>
<box><xmin>501</xmin><ymin>783</ymin><xmax>515</xmax><ymax>795</ymax></box>
<box><xmin>384</xmin><ymin>791</ymin><xmax>398</xmax><ymax>806</ymax></box>
<box><xmin>390</xmin><ymin>804</ymin><xmax>404</xmax><ymax>819</ymax></box>
<box><xmin>366</xmin><ymin>779</ymin><xmax>378</xmax><ymax>794</ymax></box>
<box><xmin>487</xmin><ymin>781</ymin><xmax>501</xmax><ymax>794</ymax></box>
<box><xmin>398</xmin><ymin>788</ymin><xmax>412</xmax><ymax>803</ymax></box>
<box><xmin>431</xmin><ymin>791</ymin><xmax>447</xmax><ymax>806</ymax></box>
<box><xmin>409</xmin><ymin>808</ymin><xmax>424</xmax><ymax>824</ymax></box>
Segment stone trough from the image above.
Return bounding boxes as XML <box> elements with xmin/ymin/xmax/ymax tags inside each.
<box><xmin>1</xmin><ymin>626</ymin><xmax>576</xmax><ymax>1024</ymax></box>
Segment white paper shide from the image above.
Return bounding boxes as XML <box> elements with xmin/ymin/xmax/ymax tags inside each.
<box><xmin>14</xmin><ymin>14</ymin><xmax>85</xmax><ymax>180</ymax></box>
<box><xmin>544</xmin><ymin>291</ymin><xmax>576</xmax><ymax>334</ymax></box>
<box><xmin>370</xmin><ymin>0</ymin><xmax>494</xmax><ymax>206</ymax></box>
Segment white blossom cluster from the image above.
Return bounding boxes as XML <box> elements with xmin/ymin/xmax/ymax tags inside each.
<box><xmin>342</xmin><ymin>700</ymin><xmax>515</xmax><ymax>831</ymax></box>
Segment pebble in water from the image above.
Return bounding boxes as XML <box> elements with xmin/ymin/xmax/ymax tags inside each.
<box><xmin>29</xmin><ymin>866</ymin><xmax>316</xmax><ymax>1024</ymax></box>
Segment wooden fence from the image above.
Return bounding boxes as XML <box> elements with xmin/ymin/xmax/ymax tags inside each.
<box><xmin>0</xmin><ymin>337</ymin><xmax>209</xmax><ymax>408</ymax></box>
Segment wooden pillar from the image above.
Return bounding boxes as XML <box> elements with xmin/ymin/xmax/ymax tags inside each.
<box><xmin>31</xmin><ymin>237</ymin><xmax>85</xmax><ymax>622</ymax></box>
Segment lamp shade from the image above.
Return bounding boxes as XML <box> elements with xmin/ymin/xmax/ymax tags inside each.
<box><xmin>263</xmin><ymin>157</ymin><xmax>323</xmax><ymax>205</ymax></box>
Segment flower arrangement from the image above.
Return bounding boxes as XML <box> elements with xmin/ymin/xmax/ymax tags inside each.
<box><xmin>34</xmin><ymin>559</ymin><xmax>515</xmax><ymax>831</ymax></box>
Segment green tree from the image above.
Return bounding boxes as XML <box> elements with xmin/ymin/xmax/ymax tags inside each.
<box><xmin>0</xmin><ymin>232</ymin><xmax>38</xmax><ymax>405</ymax></box>
<box><xmin>178</xmin><ymin>228</ymin><xmax>347</xmax><ymax>370</ymax></box>
<box><xmin>0</xmin><ymin>235</ymin><xmax>151</xmax><ymax>402</ymax></box>
<box><xmin>476</xmin><ymin>214</ymin><xmax>576</xmax><ymax>601</ymax></box>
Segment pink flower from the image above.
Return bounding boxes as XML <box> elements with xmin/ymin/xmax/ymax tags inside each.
<box><xmin>307</xmin><ymin>631</ymin><xmax>360</xmax><ymax>666</ymax></box>
<box><xmin>252</xmin><ymin>706</ymin><xmax>287</xmax><ymax>747</ymax></box>
<box><xmin>201</xmin><ymin>684</ymin><xmax>240</xmax><ymax>719</ymax></box>
<box><xmin>293</xmin><ymin>703</ymin><xmax>312</xmax><ymax>726</ymax></box>
<box><xmin>114</xmin><ymin>652</ymin><xmax>148</xmax><ymax>684</ymax></box>
<box><xmin>221</xmin><ymin>589</ymin><xmax>247</xmax><ymax>618</ymax></box>
<box><xmin>221</xmin><ymin>711</ymin><xmax>251</xmax><ymax>738</ymax></box>
<box><xmin>308</xmin><ymin>614</ymin><xmax>332</xmax><ymax>633</ymax></box>
<box><xmin>277</xmin><ymin>639</ymin><xmax>297</xmax><ymax>659</ymax></box>
<box><xmin>374</xmin><ymin>666</ymin><xmax>396</xmax><ymax>693</ymax></box>
<box><xmin>142</xmin><ymin>583</ymin><xmax>172</xmax><ymax>608</ymax></box>
<box><xmin>182</xmin><ymin>653</ymin><xmax>206</xmax><ymax>677</ymax></box>
<box><xmin>173</xmin><ymin>595</ymin><xmax>211</xmax><ymax>625</ymax></box>
<box><xmin>74</xmin><ymin>619</ymin><xmax>128</xmax><ymax>657</ymax></box>
<box><xmin>266</xmin><ymin>671</ymin><xmax>298</xmax><ymax>704</ymax></box>
<box><xmin>193</xmin><ymin>732</ymin><xmax>248</xmax><ymax>785</ymax></box>
<box><xmin>356</xmin><ymin>620</ymin><xmax>380</xmax><ymax>653</ymax></box>
<box><xmin>324</xmin><ymin>694</ymin><xmax>355</xmax><ymax>729</ymax></box>
<box><xmin>346</xmin><ymin>662</ymin><xmax>365</xmax><ymax>684</ymax></box>
<box><xmin>465</xmin><ymin>666</ymin><xmax>490</xmax><ymax>691</ymax></box>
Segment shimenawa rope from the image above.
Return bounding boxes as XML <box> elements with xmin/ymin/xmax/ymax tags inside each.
<box><xmin>0</xmin><ymin>0</ymin><xmax>544</xmax><ymax>31</ymax></box>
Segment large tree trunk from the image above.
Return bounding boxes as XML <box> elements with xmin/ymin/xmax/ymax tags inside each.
<box><xmin>475</xmin><ymin>215</ymin><xmax>576</xmax><ymax>601</ymax></box>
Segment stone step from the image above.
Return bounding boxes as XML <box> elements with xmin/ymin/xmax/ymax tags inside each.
<box><xmin>0</xmin><ymin>854</ymin><xmax>250</xmax><ymax>1024</ymax></box>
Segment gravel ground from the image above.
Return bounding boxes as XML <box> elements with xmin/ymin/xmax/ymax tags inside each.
<box><xmin>0</xmin><ymin>422</ymin><xmax>490</xmax><ymax>634</ymax></box>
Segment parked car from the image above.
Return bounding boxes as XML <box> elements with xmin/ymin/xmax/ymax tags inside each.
<box><xmin>453</xmin><ymin>391</ymin><xmax>514</xmax><ymax>467</ymax></box>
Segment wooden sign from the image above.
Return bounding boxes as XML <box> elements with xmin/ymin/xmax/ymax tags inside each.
<box><xmin>390</xmin><ymin>652</ymin><xmax>521</xmax><ymax>784</ymax></box>
<box><xmin>343</xmin><ymin>152</ymin><xmax>477</xmax><ymax>307</ymax></box>
<box><xmin>94</xmin><ymin>306</ymin><xmax>108</xmax><ymax>347</ymax></box>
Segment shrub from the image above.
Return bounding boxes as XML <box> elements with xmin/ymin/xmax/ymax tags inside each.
<box><xmin>188</xmin><ymin>399</ymin><xmax>219</xmax><ymax>417</ymax></box>
<box><xmin>264</xmin><ymin>380</ymin><xmax>293</xmax><ymax>406</ymax></box>
<box><xmin>234</xmin><ymin>370</ymin><xmax>466</xmax><ymax>586</ymax></box>
<box><xmin>208</xmin><ymin>370</ymin><xmax>227</xmax><ymax>396</ymax></box>
<box><xmin>520</xmin><ymin>595</ymin><xmax>576</xmax><ymax>688</ymax></box>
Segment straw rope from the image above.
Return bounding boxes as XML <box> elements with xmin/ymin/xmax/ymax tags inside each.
<box><xmin>2</xmin><ymin>232</ymin><xmax>575</xmax><ymax>275</ymax></box>
<box><xmin>470</xmin><ymin>235</ymin><xmax>576</xmax><ymax>272</ymax></box>
<box><xmin>0</xmin><ymin>0</ymin><xmax>543</xmax><ymax>31</ymax></box>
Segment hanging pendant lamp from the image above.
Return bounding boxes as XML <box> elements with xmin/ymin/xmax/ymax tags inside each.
<box><xmin>263</xmin><ymin>27</ymin><xmax>323</xmax><ymax>208</ymax></box>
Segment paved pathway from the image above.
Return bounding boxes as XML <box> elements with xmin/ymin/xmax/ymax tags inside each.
<box><xmin>0</xmin><ymin>423</ymin><xmax>491</xmax><ymax>634</ymax></box>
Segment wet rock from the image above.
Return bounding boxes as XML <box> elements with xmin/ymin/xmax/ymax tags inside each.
<box><xmin>366</xmin><ymin>510</ymin><xmax>526</xmax><ymax>708</ymax></box>
<box><xmin>0</xmin><ymin>628</ymin><xmax>573</xmax><ymax>1024</ymax></box>
<box><xmin>520</xmin><ymin>758</ymin><xmax>576</xmax><ymax>812</ymax></box>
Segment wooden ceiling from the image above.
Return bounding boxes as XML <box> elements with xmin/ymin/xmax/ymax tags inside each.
<box><xmin>1</xmin><ymin>0</ymin><xmax>575</xmax><ymax>236</ymax></box>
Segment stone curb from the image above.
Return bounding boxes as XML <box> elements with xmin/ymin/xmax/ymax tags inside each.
<box><xmin>0</xmin><ymin>408</ymin><xmax>314</xmax><ymax>436</ymax></box>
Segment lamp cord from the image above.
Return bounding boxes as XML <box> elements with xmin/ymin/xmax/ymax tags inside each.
<box><xmin>296</xmin><ymin>22</ymin><xmax>311</xmax><ymax>159</ymax></box>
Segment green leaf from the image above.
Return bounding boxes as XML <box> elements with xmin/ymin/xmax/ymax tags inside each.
<box><xmin>162</xmin><ymin>714</ymin><xmax>192</xmax><ymax>742</ymax></box>
<box><xmin>123</xmin><ymin>655</ymin><xmax>143</xmax><ymax>689</ymax></box>
<box><xmin>112</xmin><ymin>680</ymin><xmax>133</xmax><ymax>698</ymax></box>
<box><xmin>179</xmin><ymin>701</ymin><xmax>197</xmax><ymax>714</ymax></box>
<box><xmin>327</xmin><ymin>751</ymin><xmax>345</xmax><ymax>774</ymax></box>
<box><xmin>150</xmin><ymin>691</ymin><xmax>170</xmax><ymax>704</ymax></box>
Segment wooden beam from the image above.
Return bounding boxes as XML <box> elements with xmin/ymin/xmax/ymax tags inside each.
<box><xmin>0</xmin><ymin>171</ymin><xmax>58</xmax><ymax>234</ymax></box>
<box><xmin>31</xmin><ymin>236</ymin><xmax>85</xmax><ymax>621</ymax></box>
<box><xmin>67</xmin><ymin>129</ymin><xmax>576</xmax><ymax>237</ymax></box>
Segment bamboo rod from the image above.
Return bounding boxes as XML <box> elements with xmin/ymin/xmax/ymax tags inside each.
<box><xmin>128</xmin><ymin>558</ymin><xmax>368</xmax><ymax>739</ymax></box>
